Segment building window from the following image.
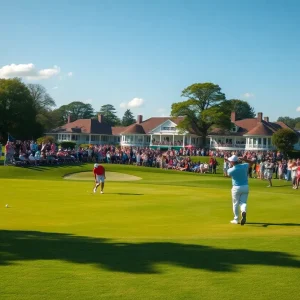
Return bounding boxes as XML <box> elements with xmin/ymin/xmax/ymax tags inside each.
<box><xmin>71</xmin><ymin>135</ymin><xmax>78</xmax><ymax>141</ymax></box>
<box><xmin>162</xmin><ymin>127</ymin><xmax>175</xmax><ymax>131</ymax></box>
<box><xmin>61</xmin><ymin>134</ymin><xmax>70</xmax><ymax>141</ymax></box>
<box><xmin>231</xmin><ymin>124</ymin><xmax>237</xmax><ymax>132</ymax></box>
<box><xmin>86</xmin><ymin>135</ymin><xmax>89</xmax><ymax>142</ymax></box>
<box><xmin>102</xmin><ymin>136</ymin><xmax>108</xmax><ymax>142</ymax></box>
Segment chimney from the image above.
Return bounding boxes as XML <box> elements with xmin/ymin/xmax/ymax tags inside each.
<box><xmin>137</xmin><ymin>115</ymin><xmax>143</xmax><ymax>124</ymax></box>
<box><xmin>231</xmin><ymin>111</ymin><xmax>236</xmax><ymax>122</ymax></box>
<box><xmin>67</xmin><ymin>115</ymin><xmax>71</xmax><ymax>123</ymax></box>
<box><xmin>264</xmin><ymin>116</ymin><xmax>269</xmax><ymax>122</ymax></box>
<box><xmin>98</xmin><ymin>114</ymin><xmax>103</xmax><ymax>123</ymax></box>
<box><xmin>257</xmin><ymin>112</ymin><xmax>263</xmax><ymax>122</ymax></box>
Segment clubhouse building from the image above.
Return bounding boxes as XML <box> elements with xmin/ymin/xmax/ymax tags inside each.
<box><xmin>48</xmin><ymin>112</ymin><xmax>300</xmax><ymax>151</ymax></box>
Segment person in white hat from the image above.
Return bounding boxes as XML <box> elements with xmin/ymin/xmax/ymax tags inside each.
<box><xmin>226</xmin><ymin>155</ymin><xmax>254</xmax><ymax>225</ymax></box>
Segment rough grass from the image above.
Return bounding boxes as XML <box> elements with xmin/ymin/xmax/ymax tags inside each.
<box><xmin>0</xmin><ymin>164</ymin><xmax>299</xmax><ymax>300</ymax></box>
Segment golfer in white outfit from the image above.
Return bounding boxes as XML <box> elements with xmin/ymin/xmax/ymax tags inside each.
<box><xmin>226</xmin><ymin>155</ymin><xmax>254</xmax><ymax>225</ymax></box>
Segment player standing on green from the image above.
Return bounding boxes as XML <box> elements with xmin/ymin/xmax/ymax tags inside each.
<box><xmin>93</xmin><ymin>163</ymin><xmax>106</xmax><ymax>194</ymax></box>
<box><xmin>226</xmin><ymin>155</ymin><xmax>254</xmax><ymax>225</ymax></box>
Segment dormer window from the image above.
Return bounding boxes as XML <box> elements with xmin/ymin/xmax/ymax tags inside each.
<box><xmin>231</xmin><ymin>124</ymin><xmax>238</xmax><ymax>132</ymax></box>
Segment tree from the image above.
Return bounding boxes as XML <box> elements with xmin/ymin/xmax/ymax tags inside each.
<box><xmin>0</xmin><ymin>78</ymin><xmax>43</xmax><ymax>139</ymax></box>
<box><xmin>51</xmin><ymin>101</ymin><xmax>95</xmax><ymax>125</ymax></box>
<box><xmin>99</xmin><ymin>104</ymin><xmax>120</xmax><ymax>126</ymax></box>
<box><xmin>66</xmin><ymin>101</ymin><xmax>94</xmax><ymax>121</ymax></box>
<box><xmin>277</xmin><ymin>117</ymin><xmax>296</xmax><ymax>128</ymax></box>
<box><xmin>27</xmin><ymin>84</ymin><xmax>56</xmax><ymax>110</ymax></box>
<box><xmin>272</xmin><ymin>128</ymin><xmax>298</xmax><ymax>155</ymax></box>
<box><xmin>171</xmin><ymin>83</ymin><xmax>230</xmax><ymax>145</ymax></box>
<box><xmin>122</xmin><ymin>109</ymin><xmax>135</xmax><ymax>126</ymax></box>
<box><xmin>295</xmin><ymin>122</ymin><xmax>300</xmax><ymax>130</ymax></box>
<box><xmin>27</xmin><ymin>84</ymin><xmax>57</xmax><ymax>132</ymax></box>
<box><xmin>226</xmin><ymin>99</ymin><xmax>255</xmax><ymax>120</ymax></box>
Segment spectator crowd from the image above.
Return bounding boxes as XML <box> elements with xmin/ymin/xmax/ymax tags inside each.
<box><xmin>1</xmin><ymin>140</ymin><xmax>300</xmax><ymax>189</ymax></box>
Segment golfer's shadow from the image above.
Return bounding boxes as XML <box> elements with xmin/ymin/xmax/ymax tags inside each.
<box><xmin>0</xmin><ymin>230</ymin><xmax>299</xmax><ymax>274</ymax></box>
<box><xmin>247</xmin><ymin>222</ymin><xmax>300</xmax><ymax>228</ymax></box>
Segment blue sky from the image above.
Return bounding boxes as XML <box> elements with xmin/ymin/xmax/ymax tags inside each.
<box><xmin>1</xmin><ymin>0</ymin><xmax>300</xmax><ymax>121</ymax></box>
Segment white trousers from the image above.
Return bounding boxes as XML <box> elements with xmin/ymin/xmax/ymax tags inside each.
<box><xmin>231</xmin><ymin>185</ymin><xmax>249</xmax><ymax>221</ymax></box>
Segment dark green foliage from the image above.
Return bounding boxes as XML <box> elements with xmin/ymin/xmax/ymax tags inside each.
<box><xmin>59</xmin><ymin>141</ymin><xmax>76</xmax><ymax>149</ymax></box>
<box><xmin>272</xmin><ymin>129</ymin><xmax>298</xmax><ymax>155</ymax></box>
<box><xmin>227</xmin><ymin>99</ymin><xmax>255</xmax><ymax>120</ymax></box>
<box><xmin>171</xmin><ymin>83</ymin><xmax>230</xmax><ymax>145</ymax></box>
<box><xmin>99</xmin><ymin>104</ymin><xmax>120</xmax><ymax>126</ymax></box>
<box><xmin>122</xmin><ymin>109</ymin><xmax>135</xmax><ymax>126</ymax></box>
<box><xmin>0</xmin><ymin>78</ymin><xmax>43</xmax><ymax>140</ymax></box>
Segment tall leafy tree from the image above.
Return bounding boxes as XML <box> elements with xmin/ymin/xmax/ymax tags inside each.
<box><xmin>272</xmin><ymin>128</ymin><xmax>298</xmax><ymax>156</ymax></box>
<box><xmin>226</xmin><ymin>99</ymin><xmax>255</xmax><ymax>120</ymax></box>
<box><xmin>0</xmin><ymin>78</ymin><xmax>43</xmax><ymax>139</ymax></box>
<box><xmin>122</xmin><ymin>109</ymin><xmax>135</xmax><ymax>126</ymax></box>
<box><xmin>99</xmin><ymin>104</ymin><xmax>120</xmax><ymax>126</ymax></box>
<box><xmin>171</xmin><ymin>83</ymin><xmax>230</xmax><ymax>145</ymax></box>
<box><xmin>67</xmin><ymin>101</ymin><xmax>94</xmax><ymax>120</ymax></box>
<box><xmin>53</xmin><ymin>101</ymin><xmax>95</xmax><ymax>124</ymax></box>
<box><xmin>27</xmin><ymin>84</ymin><xmax>56</xmax><ymax>110</ymax></box>
<box><xmin>27</xmin><ymin>84</ymin><xmax>57</xmax><ymax>132</ymax></box>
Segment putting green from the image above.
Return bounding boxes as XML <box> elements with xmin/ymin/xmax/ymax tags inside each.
<box><xmin>64</xmin><ymin>171</ymin><xmax>142</xmax><ymax>181</ymax></box>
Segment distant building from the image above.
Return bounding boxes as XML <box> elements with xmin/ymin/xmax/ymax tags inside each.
<box><xmin>208</xmin><ymin>112</ymin><xmax>300</xmax><ymax>151</ymax></box>
<box><xmin>48</xmin><ymin>114</ymin><xmax>202</xmax><ymax>150</ymax></box>
<box><xmin>48</xmin><ymin>112</ymin><xmax>300</xmax><ymax>151</ymax></box>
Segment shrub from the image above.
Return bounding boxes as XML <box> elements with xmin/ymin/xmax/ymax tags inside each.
<box><xmin>59</xmin><ymin>141</ymin><xmax>76</xmax><ymax>149</ymax></box>
<box><xmin>79</xmin><ymin>144</ymin><xmax>91</xmax><ymax>148</ymax></box>
<box><xmin>272</xmin><ymin>129</ymin><xmax>298</xmax><ymax>156</ymax></box>
<box><xmin>37</xmin><ymin>136</ymin><xmax>55</xmax><ymax>144</ymax></box>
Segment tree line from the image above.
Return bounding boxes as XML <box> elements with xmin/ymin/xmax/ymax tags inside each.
<box><xmin>0</xmin><ymin>78</ymin><xmax>136</xmax><ymax>141</ymax></box>
<box><xmin>0</xmin><ymin>78</ymin><xmax>298</xmax><ymax>150</ymax></box>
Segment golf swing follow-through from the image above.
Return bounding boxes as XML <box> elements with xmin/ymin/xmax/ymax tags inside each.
<box><xmin>226</xmin><ymin>155</ymin><xmax>255</xmax><ymax>225</ymax></box>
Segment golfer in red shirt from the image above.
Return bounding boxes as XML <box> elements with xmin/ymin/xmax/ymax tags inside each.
<box><xmin>93</xmin><ymin>163</ymin><xmax>106</xmax><ymax>194</ymax></box>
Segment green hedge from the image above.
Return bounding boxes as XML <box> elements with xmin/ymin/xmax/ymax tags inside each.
<box><xmin>59</xmin><ymin>141</ymin><xmax>76</xmax><ymax>149</ymax></box>
<box><xmin>286</xmin><ymin>150</ymin><xmax>300</xmax><ymax>159</ymax></box>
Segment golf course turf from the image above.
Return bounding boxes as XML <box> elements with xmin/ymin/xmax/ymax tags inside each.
<box><xmin>0</xmin><ymin>163</ymin><xmax>299</xmax><ymax>300</ymax></box>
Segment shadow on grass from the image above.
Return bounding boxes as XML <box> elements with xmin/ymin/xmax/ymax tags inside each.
<box><xmin>248</xmin><ymin>222</ymin><xmax>300</xmax><ymax>227</ymax></box>
<box><xmin>0</xmin><ymin>230</ymin><xmax>299</xmax><ymax>273</ymax></box>
<box><xmin>106</xmin><ymin>193</ymin><xmax>144</xmax><ymax>196</ymax></box>
<box><xmin>23</xmin><ymin>164</ymin><xmax>86</xmax><ymax>172</ymax></box>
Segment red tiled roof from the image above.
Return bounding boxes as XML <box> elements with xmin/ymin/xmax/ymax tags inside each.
<box><xmin>51</xmin><ymin>119</ymin><xmax>112</xmax><ymax>134</ymax></box>
<box><xmin>209</xmin><ymin>117</ymin><xmax>296</xmax><ymax>137</ymax></box>
<box><xmin>244</xmin><ymin>122</ymin><xmax>274</xmax><ymax>136</ymax></box>
<box><xmin>112</xmin><ymin>126</ymin><xmax>127</xmax><ymax>135</ymax></box>
<box><xmin>121</xmin><ymin>124</ymin><xmax>145</xmax><ymax>134</ymax></box>
<box><xmin>137</xmin><ymin>117</ymin><xmax>185</xmax><ymax>134</ymax></box>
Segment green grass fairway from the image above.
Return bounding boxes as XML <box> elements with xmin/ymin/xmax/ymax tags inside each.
<box><xmin>0</xmin><ymin>164</ymin><xmax>299</xmax><ymax>300</ymax></box>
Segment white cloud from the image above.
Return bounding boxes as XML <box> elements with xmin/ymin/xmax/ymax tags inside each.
<box><xmin>120</xmin><ymin>98</ymin><xmax>144</xmax><ymax>109</ymax></box>
<box><xmin>242</xmin><ymin>92</ymin><xmax>255</xmax><ymax>98</ymax></box>
<box><xmin>67</xmin><ymin>72</ymin><xmax>73</xmax><ymax>77</ymax></box>
<box><xmin>0</xmin><ymin>63</ymin><xmax>60</xmax><ymax>80</ymax></box>
<box><xmin>52</xmin><ymin>86</ymin><xmax>58</xmax><ymax>90</ymax></box>
<box><xmin>296</xmin><ymin>106</ymin><xmax>300</xmax><ymax>112</ymax></box>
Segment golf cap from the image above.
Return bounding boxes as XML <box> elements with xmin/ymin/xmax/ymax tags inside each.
<box><xmin>228</xmin><ymin>155</ymin><xmax>239</xmax><ymax>162</ymax></box>
<box><xmin>94</xmin><ymin>163</ymin><xmax>99</xmax><ymax>168</ymax></box>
